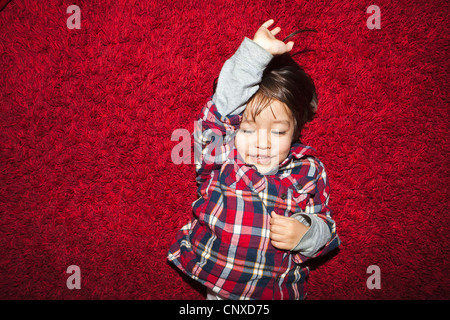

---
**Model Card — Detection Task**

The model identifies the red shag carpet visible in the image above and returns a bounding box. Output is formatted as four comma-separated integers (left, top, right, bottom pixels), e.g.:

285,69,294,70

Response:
0,0,449,299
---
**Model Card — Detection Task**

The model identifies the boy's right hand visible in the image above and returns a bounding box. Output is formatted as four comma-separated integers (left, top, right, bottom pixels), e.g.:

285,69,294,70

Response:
253,19,294,56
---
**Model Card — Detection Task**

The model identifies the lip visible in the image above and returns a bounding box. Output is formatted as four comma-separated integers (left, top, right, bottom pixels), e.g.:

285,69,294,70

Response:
248,154,274,165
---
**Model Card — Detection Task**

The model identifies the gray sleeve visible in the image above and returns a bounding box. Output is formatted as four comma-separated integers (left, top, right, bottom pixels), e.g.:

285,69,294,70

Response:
291,213,332,257
212,37,273,116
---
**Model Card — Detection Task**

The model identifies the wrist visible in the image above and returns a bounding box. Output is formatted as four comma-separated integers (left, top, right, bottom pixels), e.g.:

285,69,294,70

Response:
250,37,273,57
291,219,310,250
239,37,273,69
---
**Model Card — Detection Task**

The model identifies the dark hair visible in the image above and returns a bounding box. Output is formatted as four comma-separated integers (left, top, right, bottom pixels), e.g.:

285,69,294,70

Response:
247,53,318,141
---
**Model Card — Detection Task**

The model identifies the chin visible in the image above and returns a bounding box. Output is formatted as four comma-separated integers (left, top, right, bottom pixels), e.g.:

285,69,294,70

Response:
254,163,279,175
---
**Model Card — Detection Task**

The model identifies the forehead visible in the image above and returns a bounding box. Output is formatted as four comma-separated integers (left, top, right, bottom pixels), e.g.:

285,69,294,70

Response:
242,98,293,124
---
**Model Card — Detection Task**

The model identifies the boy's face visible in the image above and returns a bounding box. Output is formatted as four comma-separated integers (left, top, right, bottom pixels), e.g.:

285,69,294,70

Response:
235,99,295,174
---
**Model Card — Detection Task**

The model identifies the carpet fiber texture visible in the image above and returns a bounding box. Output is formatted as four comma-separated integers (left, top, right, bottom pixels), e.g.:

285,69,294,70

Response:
0,0,449,299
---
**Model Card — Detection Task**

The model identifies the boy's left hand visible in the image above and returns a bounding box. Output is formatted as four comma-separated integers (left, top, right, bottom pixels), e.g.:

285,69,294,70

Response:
269,211,309,250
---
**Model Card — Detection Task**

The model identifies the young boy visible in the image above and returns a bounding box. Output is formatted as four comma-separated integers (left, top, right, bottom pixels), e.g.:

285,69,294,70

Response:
168,19,340,300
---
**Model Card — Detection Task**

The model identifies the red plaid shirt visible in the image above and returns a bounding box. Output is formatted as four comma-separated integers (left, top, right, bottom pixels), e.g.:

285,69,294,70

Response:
168,98,340,300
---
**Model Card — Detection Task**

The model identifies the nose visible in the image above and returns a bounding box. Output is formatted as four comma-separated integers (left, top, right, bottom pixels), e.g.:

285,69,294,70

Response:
256,129,271,150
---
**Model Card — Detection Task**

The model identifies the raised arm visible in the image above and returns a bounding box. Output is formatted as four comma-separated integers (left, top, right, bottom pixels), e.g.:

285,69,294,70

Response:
212,19,295,116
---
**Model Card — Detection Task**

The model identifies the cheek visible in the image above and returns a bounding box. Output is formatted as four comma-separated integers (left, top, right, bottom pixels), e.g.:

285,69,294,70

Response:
274,137,292,160
235,132,249,156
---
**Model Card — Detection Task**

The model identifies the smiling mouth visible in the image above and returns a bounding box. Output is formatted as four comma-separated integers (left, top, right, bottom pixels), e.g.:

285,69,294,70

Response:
248,155,273,164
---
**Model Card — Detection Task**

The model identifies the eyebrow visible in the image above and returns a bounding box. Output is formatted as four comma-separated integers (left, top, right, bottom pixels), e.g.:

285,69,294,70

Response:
241,118,291,125
272,120,291,126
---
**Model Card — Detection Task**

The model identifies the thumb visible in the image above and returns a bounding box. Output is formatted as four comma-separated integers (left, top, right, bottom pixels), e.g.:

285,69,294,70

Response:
286,41,294,52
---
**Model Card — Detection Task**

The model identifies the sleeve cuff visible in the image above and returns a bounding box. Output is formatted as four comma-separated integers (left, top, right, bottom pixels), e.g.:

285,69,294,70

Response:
237,37,273,72
291,214,332,257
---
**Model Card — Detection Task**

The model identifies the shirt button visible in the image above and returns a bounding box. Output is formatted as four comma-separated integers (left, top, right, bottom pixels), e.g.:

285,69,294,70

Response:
281,193,287,200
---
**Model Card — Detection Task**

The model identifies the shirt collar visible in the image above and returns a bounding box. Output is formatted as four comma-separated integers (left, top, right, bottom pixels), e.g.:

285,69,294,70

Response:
229,142,315,192
230,148,266,192
278,143,316,168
